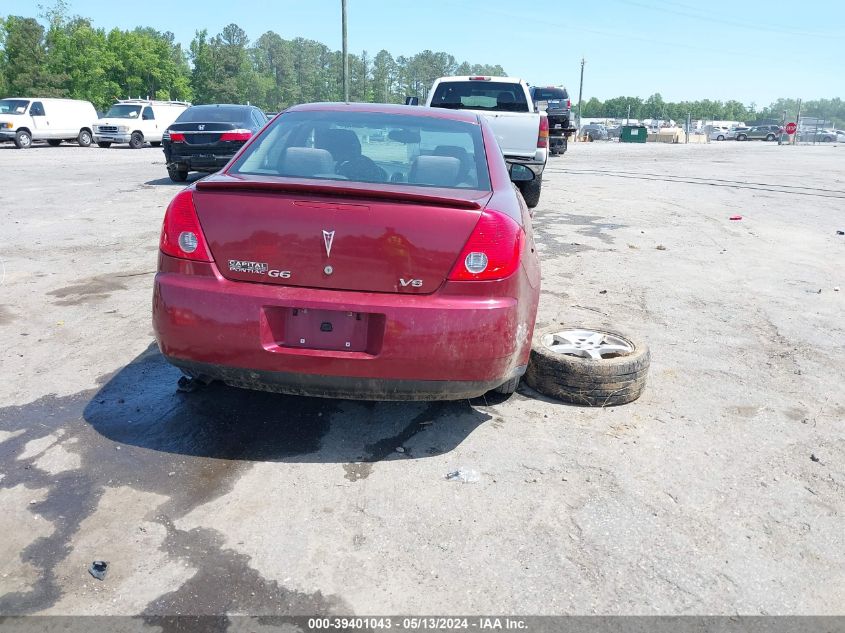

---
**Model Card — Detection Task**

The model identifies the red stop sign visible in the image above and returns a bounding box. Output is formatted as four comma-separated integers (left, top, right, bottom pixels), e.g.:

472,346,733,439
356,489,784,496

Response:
785,122,797,134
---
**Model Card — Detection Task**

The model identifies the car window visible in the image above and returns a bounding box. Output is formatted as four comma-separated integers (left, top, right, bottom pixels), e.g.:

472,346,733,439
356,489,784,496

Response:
105,104,142,119
30,102,46,117
430,81,529,113
0,99,30,114
176,105,250,123
532,88,568,101
142,107,155,120
230,109,492,191
251,110,266,129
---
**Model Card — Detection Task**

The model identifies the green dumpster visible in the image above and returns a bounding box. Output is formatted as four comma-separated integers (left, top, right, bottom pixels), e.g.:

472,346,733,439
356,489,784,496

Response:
620,125,647,143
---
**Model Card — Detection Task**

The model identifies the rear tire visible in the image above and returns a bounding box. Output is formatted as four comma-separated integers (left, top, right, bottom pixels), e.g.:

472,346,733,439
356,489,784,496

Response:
97,141,112,148
737,134,747,141
519,176,542,209
717,135,725,141
766,134,775,141
78,129,93,147
47,139,62,147
13,130,32,149
491,375,520,395
129,132,144,149
168,167,188,182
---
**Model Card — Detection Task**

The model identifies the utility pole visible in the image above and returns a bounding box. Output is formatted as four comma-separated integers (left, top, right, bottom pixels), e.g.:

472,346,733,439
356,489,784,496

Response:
576,57,585,130
342,0,349,102
793,98,802,145
626,104,631,125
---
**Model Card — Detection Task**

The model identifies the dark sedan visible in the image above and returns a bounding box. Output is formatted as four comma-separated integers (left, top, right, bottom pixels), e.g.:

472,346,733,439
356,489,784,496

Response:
163,104,268,182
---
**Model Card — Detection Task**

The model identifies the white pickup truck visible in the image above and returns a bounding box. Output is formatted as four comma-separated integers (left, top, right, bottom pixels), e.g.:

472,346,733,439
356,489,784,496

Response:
425,76,548,207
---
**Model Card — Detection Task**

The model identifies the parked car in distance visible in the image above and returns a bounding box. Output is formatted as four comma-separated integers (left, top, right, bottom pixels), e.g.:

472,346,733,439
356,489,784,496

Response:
425,76,548,207
725,126,750,140
709,125,730,141
738,124,783,141
162,104,268,182
0,97,96,149
580,123,608,141
529,86,571,130
93,99,190,149
152,102,541,401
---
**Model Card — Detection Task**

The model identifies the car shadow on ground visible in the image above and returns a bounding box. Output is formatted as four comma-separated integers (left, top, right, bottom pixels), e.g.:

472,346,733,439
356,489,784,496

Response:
145,173,208,186
81,343,493,464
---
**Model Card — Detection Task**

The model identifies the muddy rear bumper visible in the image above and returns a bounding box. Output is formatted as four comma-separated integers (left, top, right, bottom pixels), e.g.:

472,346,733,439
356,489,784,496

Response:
167,357,526,401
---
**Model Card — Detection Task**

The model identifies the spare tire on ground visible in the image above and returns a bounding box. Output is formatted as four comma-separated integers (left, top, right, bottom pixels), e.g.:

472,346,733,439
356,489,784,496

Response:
525,325,650,406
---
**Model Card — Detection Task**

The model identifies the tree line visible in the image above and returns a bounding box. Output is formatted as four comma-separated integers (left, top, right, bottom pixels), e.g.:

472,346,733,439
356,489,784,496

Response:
1,5,841,127
0,6,503,112
581,94,843,126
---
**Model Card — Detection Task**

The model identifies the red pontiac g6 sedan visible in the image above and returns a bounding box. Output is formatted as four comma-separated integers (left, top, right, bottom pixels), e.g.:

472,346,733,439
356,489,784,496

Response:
152,103,541,400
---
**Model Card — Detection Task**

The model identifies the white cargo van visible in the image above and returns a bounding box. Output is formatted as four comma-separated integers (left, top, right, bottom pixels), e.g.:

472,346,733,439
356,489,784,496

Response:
93,99,190,149
0,98,97,149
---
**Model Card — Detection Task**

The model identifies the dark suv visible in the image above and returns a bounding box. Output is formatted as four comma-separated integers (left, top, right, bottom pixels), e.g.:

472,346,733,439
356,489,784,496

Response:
736,124,783,141
162,104,268,182
529,86,571,130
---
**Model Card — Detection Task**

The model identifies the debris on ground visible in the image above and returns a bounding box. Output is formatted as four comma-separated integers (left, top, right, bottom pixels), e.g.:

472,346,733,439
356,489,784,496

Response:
730,215,743,221
810,454,821,463
837,230,844,235
835,287,840,292
445,468,480,483
88,560,108,581
599,289,607,294
656,245,667,251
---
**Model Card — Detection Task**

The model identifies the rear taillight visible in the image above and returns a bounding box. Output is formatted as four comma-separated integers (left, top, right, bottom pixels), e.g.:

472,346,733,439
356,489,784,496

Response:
537,116,549,148
219,129,252,142
566,99,571,109
169,132,186,143
160,190,213,262
447,211,523,281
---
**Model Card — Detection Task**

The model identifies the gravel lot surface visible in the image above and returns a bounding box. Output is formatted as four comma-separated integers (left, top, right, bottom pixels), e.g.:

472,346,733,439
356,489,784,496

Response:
1,140,843,616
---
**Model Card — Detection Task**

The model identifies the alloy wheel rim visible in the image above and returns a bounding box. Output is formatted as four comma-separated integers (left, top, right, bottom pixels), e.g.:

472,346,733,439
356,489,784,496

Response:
541,329,634,360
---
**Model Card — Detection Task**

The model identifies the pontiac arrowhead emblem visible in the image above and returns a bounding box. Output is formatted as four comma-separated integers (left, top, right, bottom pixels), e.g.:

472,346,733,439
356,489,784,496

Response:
322,230,335,258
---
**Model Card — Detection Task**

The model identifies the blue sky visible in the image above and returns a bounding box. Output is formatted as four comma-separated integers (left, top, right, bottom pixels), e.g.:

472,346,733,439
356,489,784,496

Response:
19,0,845,105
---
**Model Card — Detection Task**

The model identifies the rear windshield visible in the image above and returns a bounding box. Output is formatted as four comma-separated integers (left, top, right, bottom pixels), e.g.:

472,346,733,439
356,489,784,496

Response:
0,99,29,114
176,105,252,124
430,81,529,113
532,87,569,101
229,110,491,191
105,104,142,119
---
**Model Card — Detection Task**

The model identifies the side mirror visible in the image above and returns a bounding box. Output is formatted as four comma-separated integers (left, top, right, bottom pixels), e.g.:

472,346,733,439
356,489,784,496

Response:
509,163,534,182
404,96,419,106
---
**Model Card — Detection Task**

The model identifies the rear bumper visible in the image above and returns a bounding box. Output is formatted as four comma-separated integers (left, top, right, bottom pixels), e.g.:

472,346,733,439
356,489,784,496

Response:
168,357,525,401
153,254,535,400
168,154,233,172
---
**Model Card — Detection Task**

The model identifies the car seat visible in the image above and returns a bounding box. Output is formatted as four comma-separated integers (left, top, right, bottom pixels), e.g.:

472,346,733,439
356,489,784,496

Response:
408,155,461,187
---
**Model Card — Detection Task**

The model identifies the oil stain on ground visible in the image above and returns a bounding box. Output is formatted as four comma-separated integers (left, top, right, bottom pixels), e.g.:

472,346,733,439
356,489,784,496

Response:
47,275,127,306
0,343,489,614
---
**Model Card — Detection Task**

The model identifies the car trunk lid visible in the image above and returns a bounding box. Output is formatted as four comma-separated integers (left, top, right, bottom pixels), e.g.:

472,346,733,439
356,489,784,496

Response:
193,174,492,294
168,121,244,145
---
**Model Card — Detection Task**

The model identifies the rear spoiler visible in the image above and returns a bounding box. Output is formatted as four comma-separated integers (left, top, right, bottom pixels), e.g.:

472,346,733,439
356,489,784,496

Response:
195,178,485,210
